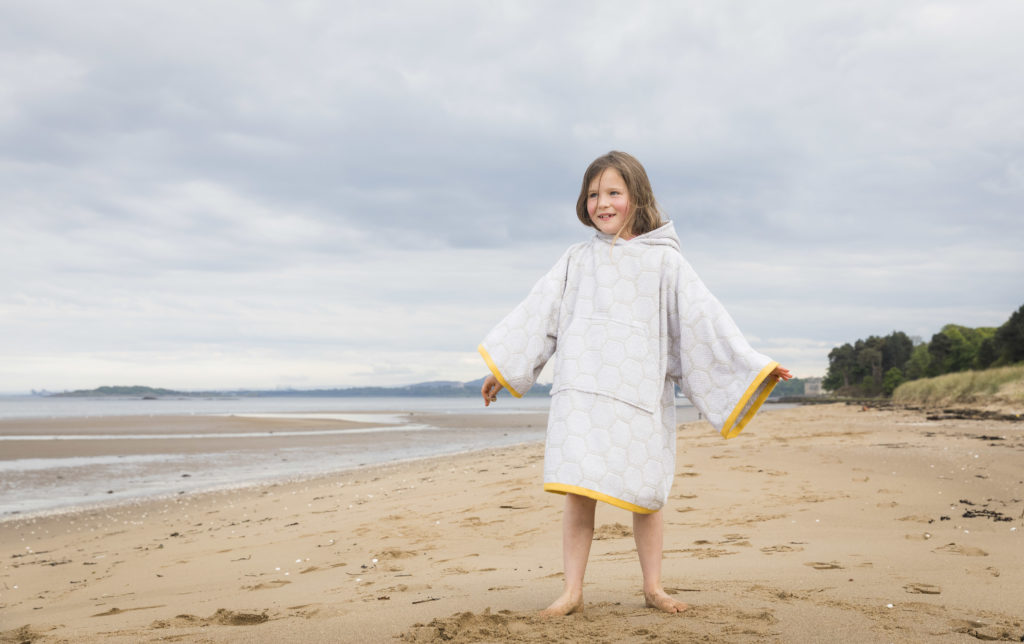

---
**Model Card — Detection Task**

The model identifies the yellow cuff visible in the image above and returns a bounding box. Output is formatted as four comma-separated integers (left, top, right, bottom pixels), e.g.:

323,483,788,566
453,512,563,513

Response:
720,361,779,439
477,344,523,398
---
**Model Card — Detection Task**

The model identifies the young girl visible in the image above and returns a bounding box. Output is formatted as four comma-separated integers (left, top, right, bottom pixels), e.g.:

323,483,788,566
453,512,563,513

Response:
478,151,791,616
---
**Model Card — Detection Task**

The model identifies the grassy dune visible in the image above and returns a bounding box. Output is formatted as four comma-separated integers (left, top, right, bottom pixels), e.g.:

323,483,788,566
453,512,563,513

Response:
892,363,1024,410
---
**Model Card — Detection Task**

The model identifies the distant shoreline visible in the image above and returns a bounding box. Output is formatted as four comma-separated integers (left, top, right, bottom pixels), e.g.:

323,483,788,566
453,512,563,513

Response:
44,382,553,399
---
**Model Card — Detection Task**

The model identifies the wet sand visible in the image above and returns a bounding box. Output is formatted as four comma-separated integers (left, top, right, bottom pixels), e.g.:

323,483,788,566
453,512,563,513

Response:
0,411,550,459
1,404,1022,643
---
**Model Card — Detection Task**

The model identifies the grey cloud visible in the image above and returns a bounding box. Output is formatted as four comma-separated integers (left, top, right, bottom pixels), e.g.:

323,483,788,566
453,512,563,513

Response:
2,1,1023,389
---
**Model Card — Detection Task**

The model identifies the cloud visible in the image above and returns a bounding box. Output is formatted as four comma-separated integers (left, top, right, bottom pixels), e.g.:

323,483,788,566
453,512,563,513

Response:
1,1,1022,390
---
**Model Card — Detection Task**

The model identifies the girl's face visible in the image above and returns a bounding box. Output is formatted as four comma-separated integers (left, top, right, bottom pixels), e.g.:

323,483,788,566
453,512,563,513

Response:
586,167,632,239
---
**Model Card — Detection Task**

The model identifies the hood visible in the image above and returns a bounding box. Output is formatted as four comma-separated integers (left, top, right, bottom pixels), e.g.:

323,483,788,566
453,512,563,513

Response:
595,220,681,253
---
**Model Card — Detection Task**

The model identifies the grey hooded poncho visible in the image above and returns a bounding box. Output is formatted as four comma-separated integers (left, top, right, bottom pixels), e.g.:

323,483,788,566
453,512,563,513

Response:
479,221,778,513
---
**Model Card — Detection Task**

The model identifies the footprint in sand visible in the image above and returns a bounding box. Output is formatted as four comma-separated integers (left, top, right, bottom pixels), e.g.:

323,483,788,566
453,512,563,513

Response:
244,580,292,590
287,605,321,618
760,544,804,555
903,583,941,594
90,605,165,617
904,533,933,541
460,516,501,528
731,465,788,476
378,584,409,594
897,515,933,523
593,523,633,539
804,561,844,570
151,608,268,628
952,618,1022,641
665,547,735,559
933,543,988,557
0,626,46,642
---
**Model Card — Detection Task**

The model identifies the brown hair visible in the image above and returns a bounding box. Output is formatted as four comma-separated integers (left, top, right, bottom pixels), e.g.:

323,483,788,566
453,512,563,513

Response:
575,151,663,239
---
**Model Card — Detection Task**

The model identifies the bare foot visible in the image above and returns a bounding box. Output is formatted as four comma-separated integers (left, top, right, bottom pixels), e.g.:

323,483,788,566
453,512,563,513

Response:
644,588,689,613
539,589,583,617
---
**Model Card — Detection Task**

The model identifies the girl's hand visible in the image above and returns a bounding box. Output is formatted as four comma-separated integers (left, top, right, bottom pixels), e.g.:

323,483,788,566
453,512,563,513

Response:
771,366,793,382
481,375,504,406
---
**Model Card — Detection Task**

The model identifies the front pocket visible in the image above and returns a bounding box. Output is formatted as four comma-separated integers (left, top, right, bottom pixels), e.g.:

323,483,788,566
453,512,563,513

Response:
552,316,658,413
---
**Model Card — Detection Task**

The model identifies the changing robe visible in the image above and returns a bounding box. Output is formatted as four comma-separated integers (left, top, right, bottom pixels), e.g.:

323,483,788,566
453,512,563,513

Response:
478,221,778,513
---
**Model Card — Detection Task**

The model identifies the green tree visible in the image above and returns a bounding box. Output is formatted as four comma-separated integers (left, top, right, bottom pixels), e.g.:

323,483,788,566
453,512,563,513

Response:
860,374,880,396
858,345,883,388
904,343,932,380
976,337,998,369
928,332,953,376
882,367,904,395
993,304,1024,365
769,377,805,397
944,325,973,372
881,331,913,373
824,343,858,391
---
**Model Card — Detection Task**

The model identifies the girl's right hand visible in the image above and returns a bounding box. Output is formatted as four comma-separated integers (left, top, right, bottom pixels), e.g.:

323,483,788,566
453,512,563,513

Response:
481,375,503,406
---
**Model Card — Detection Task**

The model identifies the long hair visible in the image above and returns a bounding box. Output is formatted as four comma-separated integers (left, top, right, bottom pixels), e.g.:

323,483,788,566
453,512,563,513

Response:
575,151,663,239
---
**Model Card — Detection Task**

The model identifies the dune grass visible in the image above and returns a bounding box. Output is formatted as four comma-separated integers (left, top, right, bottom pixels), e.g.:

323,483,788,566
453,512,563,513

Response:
892,363,1024,409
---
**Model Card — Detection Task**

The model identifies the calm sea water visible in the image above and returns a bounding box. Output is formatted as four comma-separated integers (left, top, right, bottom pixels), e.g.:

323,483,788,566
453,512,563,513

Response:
0,394,553,420
0,395,780,521
0,395,557,520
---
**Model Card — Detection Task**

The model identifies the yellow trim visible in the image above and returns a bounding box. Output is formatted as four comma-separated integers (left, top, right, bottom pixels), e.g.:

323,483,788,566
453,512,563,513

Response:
477,344,523,398
720,361,779,439
544,482,656,514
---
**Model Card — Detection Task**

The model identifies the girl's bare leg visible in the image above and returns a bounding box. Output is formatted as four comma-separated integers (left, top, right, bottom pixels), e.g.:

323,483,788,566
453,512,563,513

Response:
540,493,596,616
633,510,688,613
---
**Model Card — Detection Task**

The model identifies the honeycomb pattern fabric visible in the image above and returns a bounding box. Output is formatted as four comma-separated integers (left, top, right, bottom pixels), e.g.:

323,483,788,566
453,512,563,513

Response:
479,222,778,513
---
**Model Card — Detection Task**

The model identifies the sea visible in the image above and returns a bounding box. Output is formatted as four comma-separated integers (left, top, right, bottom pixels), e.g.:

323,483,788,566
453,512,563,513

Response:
0,395,788,521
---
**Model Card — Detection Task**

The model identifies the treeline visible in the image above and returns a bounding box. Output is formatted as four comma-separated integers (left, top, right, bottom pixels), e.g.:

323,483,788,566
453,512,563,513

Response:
769,376,809,398
823,303,1024,397
55,385,188,397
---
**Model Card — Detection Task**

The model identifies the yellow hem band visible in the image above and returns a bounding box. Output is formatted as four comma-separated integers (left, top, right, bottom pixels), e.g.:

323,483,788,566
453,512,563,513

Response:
477,344,523,398
720,361,779,439
544,483,656,514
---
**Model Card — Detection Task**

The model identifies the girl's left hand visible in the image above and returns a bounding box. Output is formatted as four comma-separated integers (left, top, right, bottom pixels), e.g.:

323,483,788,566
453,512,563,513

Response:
771,366,793,382
481,374,504,406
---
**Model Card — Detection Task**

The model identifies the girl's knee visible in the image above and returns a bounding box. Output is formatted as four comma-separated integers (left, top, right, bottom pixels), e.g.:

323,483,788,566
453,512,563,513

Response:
565,493,597,511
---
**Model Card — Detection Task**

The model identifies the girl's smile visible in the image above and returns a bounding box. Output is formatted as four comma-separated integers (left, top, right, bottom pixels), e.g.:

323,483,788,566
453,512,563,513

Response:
586,167,633,239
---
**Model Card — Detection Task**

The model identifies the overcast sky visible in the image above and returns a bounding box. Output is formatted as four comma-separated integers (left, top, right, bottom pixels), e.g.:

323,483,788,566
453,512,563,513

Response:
2,1,1022,393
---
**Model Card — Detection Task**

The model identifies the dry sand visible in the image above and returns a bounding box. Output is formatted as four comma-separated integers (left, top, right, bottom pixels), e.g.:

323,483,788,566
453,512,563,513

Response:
1,403,1022,643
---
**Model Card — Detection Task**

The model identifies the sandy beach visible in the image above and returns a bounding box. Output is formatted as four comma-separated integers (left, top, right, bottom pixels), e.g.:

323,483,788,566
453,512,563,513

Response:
2,403,1022,643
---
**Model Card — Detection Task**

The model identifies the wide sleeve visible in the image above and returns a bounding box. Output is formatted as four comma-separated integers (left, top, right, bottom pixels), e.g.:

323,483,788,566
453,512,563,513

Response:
478,247,574,398
666,256,779,439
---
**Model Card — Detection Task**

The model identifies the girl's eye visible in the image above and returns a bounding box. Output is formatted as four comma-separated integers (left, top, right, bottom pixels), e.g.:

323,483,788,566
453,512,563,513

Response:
588,192,597,199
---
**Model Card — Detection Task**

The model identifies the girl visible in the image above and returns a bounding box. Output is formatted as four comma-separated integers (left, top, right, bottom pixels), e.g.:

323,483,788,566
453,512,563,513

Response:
478,151,791,616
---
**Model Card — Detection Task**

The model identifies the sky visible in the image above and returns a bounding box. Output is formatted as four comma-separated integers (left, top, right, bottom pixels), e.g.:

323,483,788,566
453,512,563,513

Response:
2,1,1022,393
